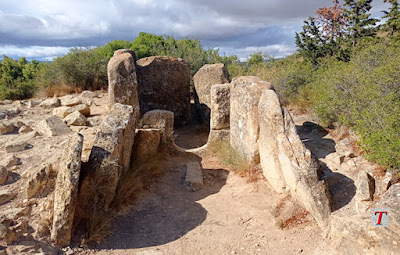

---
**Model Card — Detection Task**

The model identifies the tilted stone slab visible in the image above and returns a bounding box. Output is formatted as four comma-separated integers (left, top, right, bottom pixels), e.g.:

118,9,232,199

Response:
51,133,83,247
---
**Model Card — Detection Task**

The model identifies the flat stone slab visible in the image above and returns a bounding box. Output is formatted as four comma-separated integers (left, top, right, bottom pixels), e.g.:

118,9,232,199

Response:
185,162,204,191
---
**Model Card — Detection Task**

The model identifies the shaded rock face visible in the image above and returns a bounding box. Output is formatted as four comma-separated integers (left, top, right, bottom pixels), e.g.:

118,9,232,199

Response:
230,76,273,163
258,89,331,228
210,84,230,130
132,129,161,162
79,104,136,211
108,53,140,117
136,56,190,126
193,63,230,108
51,133,83,247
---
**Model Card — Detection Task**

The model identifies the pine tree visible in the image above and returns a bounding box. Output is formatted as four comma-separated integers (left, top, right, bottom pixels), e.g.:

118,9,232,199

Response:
344,0,379,46
383,0,400,36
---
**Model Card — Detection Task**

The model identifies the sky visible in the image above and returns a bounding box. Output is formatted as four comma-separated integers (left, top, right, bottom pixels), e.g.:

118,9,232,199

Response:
0,0,389,61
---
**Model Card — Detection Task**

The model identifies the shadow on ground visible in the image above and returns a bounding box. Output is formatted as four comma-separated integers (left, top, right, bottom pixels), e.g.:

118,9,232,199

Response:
297,122,336,159
94,153,229,250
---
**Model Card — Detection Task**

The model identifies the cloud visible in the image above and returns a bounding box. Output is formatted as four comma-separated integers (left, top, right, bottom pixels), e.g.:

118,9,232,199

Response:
0,45,71,61
0,0,392,60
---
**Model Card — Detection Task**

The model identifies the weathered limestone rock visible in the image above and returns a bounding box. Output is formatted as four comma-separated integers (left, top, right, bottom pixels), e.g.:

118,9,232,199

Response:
79,104,136,210
355,171,375,213
113,49,137,62
5,140,28,153
51,133,83,247
210,84,230,130
24,164,51,199
230,76,273,163
185,162,204,190
81,90,96,98
60,96,81,107
258,90,287,192
136,56,190,126
66,104,91,117
87,116,103,127
53,106,72,118
18,125,33,134
37,116,71,136
132,129,161,161
258,89,331,227
63,111,87,126
13,121,24,129
0,166,8,185
0,121,14,135
0,155,18,168
193,63,230,108
0,189,16,205
39,98,60,108
108,53,139,115
141,110,174,144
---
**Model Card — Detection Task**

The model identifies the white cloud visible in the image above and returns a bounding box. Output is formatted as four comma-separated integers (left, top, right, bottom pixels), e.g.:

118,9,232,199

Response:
0,45,71,60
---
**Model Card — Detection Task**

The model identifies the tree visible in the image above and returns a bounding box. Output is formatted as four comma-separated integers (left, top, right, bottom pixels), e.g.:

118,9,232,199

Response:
383,0,400,36
344,0,379,46
316,0,347,39
131,32,165,59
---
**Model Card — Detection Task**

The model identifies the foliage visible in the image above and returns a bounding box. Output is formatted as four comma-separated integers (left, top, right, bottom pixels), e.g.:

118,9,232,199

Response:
383,0,400,36
309,41,400,168
0,56,38,100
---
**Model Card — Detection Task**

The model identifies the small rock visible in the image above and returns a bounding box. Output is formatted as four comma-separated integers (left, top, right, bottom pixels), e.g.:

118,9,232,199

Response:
0,121,15,135
5,140,28,153
81,90,96,98
66,104,91,117
0,155,19,168
345,151,356,158
185,162,204,190
39,98,61,108
60,97,81,107
0,189,16,205
24,164,51,199
37,116,71,137
87,116,103,126
64,111,87,126
18,125,33,133
0,166,8,185
53,106,72,118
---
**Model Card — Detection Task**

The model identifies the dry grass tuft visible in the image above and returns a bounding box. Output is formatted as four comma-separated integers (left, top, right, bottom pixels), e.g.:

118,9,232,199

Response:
271,195,311,229
41,84,82,97
207,140,261,182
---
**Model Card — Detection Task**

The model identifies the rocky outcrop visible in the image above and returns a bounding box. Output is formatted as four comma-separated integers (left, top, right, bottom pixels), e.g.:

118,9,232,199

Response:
51,133,83,247
258,89,331,228
230,76,273,163
108,53,139,117
136,56,190,126
193,63,230,108
141,110,174,145
37,116,71,137
79,104,136,210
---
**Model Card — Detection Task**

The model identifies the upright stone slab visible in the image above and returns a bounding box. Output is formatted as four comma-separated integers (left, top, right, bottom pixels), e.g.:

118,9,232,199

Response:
113,49,137,62
51,133,83,247
136,56,190,126
79,104,136,211
230,76,273,163
132,129,161,161
193,63,230,108
210,84,230,130
258,90,286,193
141,110,174,145
108,52,139,119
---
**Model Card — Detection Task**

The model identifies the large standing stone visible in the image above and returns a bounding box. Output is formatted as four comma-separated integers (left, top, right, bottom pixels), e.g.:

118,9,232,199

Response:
258,89,331,228
193,63,230,108
230,76,273,163
79,104,136,210
136,56,190,126
141,110,174,144
37,116,71,137
51,133,83,247
113,49,137,62
132,129,161,162
210,84,230,130
108,53,139,116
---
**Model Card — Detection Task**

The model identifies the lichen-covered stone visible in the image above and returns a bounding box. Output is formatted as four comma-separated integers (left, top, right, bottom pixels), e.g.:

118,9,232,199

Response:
37,116,71,137
141,110,174,144
210,84,230,130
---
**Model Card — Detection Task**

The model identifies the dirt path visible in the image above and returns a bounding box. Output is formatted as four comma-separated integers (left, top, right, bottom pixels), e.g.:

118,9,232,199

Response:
77,112,375,255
